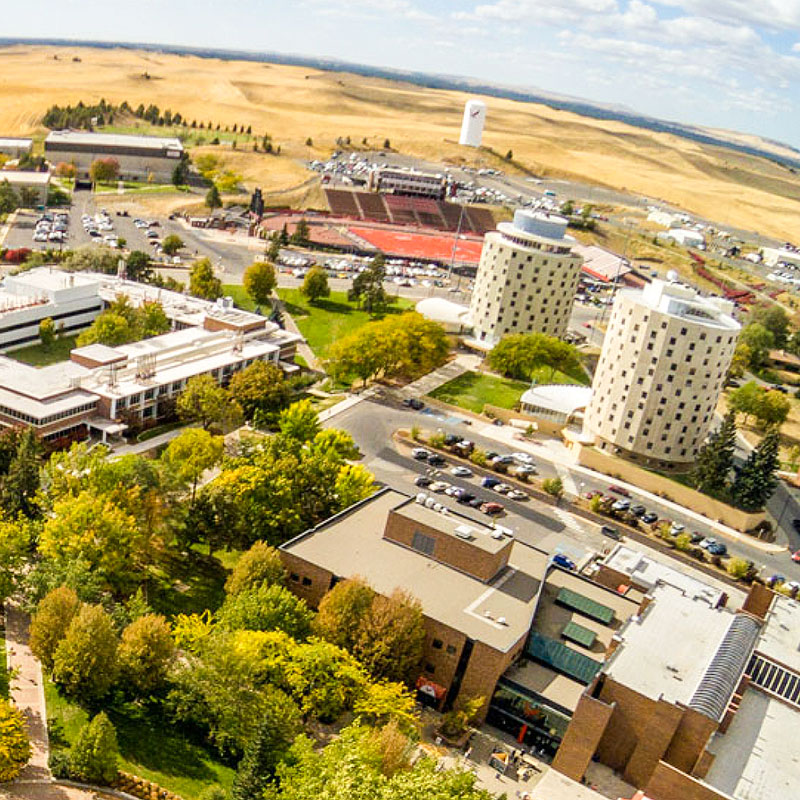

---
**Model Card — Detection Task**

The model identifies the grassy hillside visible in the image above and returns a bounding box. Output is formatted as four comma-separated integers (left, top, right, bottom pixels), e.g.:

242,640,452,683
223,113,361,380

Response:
1,44,799,239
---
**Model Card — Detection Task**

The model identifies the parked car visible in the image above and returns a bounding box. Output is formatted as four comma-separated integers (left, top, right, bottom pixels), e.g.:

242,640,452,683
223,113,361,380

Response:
468,497,483,508
491,454,514,465
493,483,513,495
443,434,462,446
641,512,658,524
630,505,646,517
429,481,449,493
511,464,537,477
428,454,446,467
403,397,425,410
511,452,535,465
453,440,474,456
601,525,621,540
480,501,504,515
445,486,463,497
507,489,528,501
414,476,433,487
612,499,631,512
792,550,800,563
552,553,576,571
670,522,685,534
481,476,501,489
584,490,602,500
690,532,705,544
457,492,476,504
450,466,473,478
608,484,630,497
412,448,430,461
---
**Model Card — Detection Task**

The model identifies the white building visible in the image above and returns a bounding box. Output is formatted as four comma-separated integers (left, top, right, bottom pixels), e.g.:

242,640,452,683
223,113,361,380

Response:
459,99,487,148
414,297,472,334
659,228,705,248
762,246,800,269
0,269,302,444
519,384,592,427
646,209,678,228
0,138,33,159
0,170,51,206
468,210,583,348
44,131,184,182
367,167,445,199
583,279,740,469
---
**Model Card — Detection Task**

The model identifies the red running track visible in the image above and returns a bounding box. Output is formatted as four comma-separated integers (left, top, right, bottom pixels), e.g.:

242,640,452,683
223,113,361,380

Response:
349,226,484,265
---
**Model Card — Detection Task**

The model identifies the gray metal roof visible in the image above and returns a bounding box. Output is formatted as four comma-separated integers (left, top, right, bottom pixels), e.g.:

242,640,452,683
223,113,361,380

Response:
689,613,761,720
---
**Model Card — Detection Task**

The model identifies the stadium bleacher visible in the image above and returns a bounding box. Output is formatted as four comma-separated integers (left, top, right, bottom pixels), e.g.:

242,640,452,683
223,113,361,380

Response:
323,188,494,234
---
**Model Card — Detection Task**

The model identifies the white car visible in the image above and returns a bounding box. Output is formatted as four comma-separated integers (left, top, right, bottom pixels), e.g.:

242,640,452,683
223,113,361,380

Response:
429,481,450,493
511,452,535,465
450,466,473,478
507,490,528,501
33,232,48,242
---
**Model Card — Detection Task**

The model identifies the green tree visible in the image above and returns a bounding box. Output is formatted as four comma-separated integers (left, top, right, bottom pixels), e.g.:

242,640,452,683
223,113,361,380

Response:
729,381,764,425
218,583,314,639
126,250,153,282
0,180,19,214
278,399,321,443
172,159,189,187
63,244,119,274
30,587,81,671
69,712,119,784
39,492,142,594
89,158,120,184
52,605,118,702
727,557,751,579
505,149,513,161
301,266,330,304
728,342,752,379
243,261,277,307
228,361,291,422
206,184,222,209
137,301,171,338
177,376,241,431
161,234,184,256
290,218,310,245
730,426,781,512
231,694,303,800
334,463,375,508
162,427,224,502
542,477,564,499
0,517,32,604
190,258,223,300
76,312,131,347
738,323,775,369
0,700,31,781
348,254,388,314
39,317,56,349
691,412,737,496
751,305,790,349
267,234,281,262
225,541,285,595
2,427,43,518
488,332,581,381
118,614,175,697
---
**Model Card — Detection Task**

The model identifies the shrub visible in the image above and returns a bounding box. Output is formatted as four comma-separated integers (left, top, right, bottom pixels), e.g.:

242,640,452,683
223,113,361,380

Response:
429,433,446,449
727,557,751,580
469,448,487,466
69,713,119,785
410,425,420,442
674,533,692,551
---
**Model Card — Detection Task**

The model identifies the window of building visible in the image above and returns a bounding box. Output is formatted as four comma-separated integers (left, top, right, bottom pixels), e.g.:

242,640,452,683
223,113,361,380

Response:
412,531,436,556
424,663,436,674
432,639,443,650
301,577,312,586
446,644,457,655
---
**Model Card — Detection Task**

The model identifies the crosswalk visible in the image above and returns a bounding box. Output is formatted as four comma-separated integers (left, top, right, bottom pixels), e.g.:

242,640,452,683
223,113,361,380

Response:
552,506,587,535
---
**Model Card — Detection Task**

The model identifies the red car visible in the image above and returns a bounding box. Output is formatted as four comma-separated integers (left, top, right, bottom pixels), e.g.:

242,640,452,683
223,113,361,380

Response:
608,484,630,497
480,502,504,516
792,550,800,563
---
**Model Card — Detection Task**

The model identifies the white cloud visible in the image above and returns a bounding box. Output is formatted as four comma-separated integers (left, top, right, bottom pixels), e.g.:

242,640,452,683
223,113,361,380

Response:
654,0,800,33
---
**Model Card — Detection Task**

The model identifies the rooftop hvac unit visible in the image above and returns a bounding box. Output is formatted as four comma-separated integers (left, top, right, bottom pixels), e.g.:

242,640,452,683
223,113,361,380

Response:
416,493,427,504
455,525,475,541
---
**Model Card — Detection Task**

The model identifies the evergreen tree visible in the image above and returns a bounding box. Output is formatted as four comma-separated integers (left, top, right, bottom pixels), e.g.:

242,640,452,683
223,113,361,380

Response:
69,713,119,785
691,412,737,496
231,690,302,800
730,426,780,512
278,224,289,246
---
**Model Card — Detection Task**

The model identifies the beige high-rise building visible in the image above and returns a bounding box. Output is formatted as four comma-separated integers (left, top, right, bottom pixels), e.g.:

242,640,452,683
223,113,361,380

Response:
584,280,740,469
469,210,583,347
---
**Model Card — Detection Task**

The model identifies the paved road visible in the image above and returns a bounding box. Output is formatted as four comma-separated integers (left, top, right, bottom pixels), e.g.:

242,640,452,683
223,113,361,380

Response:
327,398,799,581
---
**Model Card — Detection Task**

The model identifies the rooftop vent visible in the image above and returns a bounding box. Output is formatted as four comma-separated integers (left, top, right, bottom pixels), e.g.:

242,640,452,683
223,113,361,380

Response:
455,525,475,541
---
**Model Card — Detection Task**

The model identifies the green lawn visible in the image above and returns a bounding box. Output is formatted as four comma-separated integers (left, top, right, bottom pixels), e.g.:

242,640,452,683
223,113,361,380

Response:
429,371,530,414
529,363,590,386
275,289,414,357
94,182,190,195
100,123,254,147
45,680,235,799
222,284,256,312
9,335,78,367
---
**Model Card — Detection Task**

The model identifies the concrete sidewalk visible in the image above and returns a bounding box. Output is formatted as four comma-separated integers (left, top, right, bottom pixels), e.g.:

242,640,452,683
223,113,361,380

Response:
5,604,50,783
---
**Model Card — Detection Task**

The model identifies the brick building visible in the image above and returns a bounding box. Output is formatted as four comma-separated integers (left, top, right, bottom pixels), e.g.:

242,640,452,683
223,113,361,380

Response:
553,582,800,800
280,486,638,755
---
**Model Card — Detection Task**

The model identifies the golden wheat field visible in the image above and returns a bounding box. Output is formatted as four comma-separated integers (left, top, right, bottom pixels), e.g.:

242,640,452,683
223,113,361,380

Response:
1,44,799,240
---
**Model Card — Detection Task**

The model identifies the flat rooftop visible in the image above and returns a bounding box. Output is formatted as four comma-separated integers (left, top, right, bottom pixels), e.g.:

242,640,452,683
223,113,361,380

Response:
603,583,735,707
283,488,550,652
45,130,183,151
503,659,586,712
0,171,50,185
0,138,32,148
6,268,99,294
705,689,800,800
599,544,728,606
755,592,800,671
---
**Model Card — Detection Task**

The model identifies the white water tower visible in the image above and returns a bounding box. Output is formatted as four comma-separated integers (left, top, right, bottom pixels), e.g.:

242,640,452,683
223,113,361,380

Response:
459,99,487,147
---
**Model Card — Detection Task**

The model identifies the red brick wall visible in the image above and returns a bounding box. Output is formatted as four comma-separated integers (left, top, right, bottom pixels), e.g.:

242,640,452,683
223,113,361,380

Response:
279,551,335,608
646,761,727,800
457,639,524,721
552,693,615,781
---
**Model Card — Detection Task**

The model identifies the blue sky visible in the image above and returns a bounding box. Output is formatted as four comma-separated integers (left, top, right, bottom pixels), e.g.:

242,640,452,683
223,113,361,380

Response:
4,0,800,147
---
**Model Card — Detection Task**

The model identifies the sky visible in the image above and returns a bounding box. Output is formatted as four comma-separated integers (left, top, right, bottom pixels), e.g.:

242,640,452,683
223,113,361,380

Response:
4,0,800,147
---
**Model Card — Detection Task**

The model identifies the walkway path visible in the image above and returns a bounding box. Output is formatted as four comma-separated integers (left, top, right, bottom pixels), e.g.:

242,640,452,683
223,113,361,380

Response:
5,604,50,783
400,353,482,399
